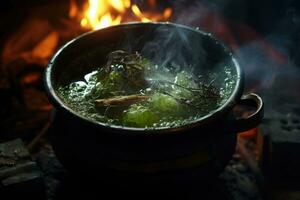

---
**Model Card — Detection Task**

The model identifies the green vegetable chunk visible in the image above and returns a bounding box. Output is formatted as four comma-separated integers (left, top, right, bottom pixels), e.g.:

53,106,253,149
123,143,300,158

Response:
169,71,198,99
123,105,159,127
174,70,197,88
104,71,123,89
150,93,182,115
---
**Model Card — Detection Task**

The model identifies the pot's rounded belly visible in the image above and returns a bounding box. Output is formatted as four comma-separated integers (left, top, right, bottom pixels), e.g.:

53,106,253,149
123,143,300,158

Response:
50,110,236,181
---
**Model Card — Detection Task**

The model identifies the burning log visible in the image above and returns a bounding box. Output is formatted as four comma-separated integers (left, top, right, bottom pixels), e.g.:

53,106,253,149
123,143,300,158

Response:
1,18,54,66
20,31,59,66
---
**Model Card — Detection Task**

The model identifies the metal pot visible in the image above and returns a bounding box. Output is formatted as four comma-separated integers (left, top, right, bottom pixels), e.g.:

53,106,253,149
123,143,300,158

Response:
45,22,263,182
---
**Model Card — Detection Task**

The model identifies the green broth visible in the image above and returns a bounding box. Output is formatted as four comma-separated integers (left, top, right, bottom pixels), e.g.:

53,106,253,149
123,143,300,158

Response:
57,51,236,129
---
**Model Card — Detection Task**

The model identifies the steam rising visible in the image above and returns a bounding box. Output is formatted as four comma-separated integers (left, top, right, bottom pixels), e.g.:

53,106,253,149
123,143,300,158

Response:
118,23,212,85
122,0,300,116
159,0,300,115
140,25,207,72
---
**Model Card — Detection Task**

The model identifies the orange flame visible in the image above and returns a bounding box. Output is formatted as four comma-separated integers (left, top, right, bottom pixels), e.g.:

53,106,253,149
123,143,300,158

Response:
70,0,172,30
131,4,151,22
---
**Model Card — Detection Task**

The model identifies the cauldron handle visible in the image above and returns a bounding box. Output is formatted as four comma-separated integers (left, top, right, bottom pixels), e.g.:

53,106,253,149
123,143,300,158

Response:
232,93,264,132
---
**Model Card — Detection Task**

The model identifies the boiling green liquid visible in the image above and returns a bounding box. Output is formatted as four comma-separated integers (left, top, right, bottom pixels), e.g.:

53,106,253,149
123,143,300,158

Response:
57,61,236,129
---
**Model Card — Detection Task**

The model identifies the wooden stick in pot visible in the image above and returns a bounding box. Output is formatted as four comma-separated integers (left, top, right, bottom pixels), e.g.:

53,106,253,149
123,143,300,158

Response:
95,94,150,107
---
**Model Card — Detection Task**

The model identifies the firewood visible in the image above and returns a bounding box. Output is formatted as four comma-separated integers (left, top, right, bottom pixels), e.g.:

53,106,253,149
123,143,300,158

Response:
0,139,45,199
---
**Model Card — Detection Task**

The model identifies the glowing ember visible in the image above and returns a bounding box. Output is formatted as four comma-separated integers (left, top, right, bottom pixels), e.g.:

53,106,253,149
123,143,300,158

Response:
70,0,172,30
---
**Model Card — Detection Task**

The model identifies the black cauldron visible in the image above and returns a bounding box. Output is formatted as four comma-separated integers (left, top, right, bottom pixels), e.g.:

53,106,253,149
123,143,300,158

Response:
45,22,263,184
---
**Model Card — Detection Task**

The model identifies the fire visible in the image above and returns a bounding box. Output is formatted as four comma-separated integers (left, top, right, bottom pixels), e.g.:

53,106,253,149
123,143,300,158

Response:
131,4,151,22
70,0,172,30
